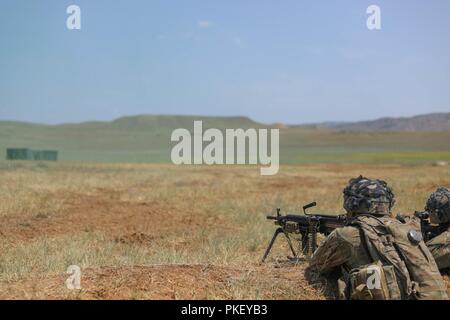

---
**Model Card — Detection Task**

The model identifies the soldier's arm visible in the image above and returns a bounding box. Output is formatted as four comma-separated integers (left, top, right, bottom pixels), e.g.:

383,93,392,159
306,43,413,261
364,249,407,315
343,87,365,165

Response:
426,227,450,270
308,229,354,275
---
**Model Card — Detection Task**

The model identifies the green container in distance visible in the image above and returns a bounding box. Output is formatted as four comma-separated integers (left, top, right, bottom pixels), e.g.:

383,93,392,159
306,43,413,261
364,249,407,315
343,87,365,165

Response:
6,148,58,161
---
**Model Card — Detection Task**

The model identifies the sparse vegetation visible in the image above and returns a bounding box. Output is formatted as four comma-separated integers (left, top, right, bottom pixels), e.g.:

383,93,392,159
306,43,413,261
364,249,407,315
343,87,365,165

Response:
0,160,449,299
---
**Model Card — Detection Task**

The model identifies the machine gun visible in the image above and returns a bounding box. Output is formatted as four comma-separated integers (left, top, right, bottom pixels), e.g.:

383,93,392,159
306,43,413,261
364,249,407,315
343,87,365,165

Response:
414,211,450,242
261,202,348,263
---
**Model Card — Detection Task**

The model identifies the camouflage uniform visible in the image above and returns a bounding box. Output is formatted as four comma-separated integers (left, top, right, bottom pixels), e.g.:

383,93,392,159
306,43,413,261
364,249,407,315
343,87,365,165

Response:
308,176,448,300
425,187,450,270
427,231,450,270
308,223,372,275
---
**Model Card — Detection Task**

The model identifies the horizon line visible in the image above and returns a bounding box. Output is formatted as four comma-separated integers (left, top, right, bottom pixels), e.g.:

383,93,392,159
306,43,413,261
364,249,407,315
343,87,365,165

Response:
0,111,449,127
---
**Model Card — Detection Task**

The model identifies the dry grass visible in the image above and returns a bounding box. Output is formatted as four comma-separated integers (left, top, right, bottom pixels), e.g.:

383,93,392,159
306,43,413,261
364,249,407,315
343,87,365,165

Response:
0,160,449,299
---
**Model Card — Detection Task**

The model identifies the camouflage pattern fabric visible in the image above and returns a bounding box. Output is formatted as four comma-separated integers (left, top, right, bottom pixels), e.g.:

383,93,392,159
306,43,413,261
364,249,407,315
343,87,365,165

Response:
308,215,448,300
427,226,450,270
308,225,372,275
352,215,447,300
425,187,450,224
424,187,450,270
343,175,395,217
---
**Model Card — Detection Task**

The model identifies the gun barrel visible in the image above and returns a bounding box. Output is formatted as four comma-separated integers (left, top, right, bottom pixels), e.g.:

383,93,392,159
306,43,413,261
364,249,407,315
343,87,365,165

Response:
262,203,347,262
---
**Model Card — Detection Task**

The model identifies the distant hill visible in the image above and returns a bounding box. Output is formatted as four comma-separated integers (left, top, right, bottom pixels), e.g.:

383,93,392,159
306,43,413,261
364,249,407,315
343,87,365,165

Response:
316,113,450,131
1,113,450,164
0,115,267,163
39,114,263,131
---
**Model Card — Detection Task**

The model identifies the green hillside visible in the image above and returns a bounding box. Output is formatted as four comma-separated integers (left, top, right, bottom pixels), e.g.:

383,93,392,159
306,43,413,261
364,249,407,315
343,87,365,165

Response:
0,115,264,163
1,115,450,164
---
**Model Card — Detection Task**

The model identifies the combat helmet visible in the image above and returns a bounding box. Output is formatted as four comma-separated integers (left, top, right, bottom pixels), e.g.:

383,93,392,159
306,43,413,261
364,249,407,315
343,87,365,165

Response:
343,175,395,217
425,187,450,224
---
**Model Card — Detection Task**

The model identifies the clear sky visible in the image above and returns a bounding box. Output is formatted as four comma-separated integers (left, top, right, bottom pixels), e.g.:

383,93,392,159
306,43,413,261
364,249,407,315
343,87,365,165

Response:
1,0,450,124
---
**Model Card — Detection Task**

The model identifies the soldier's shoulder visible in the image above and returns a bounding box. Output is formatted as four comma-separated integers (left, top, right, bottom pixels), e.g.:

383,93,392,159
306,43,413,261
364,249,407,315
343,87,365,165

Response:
334,225,361,244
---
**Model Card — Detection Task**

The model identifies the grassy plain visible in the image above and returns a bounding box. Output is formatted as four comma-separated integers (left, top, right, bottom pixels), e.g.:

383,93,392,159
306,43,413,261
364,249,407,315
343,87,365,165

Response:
2,115,450,164
0,160,449,299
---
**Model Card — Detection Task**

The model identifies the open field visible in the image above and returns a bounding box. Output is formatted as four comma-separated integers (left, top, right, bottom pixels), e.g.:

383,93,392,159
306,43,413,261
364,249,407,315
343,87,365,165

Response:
0,160,449,299
2,115,450,164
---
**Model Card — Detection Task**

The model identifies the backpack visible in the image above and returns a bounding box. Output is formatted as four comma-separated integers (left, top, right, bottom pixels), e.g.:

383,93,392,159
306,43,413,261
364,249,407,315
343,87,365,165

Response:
345,215,447,300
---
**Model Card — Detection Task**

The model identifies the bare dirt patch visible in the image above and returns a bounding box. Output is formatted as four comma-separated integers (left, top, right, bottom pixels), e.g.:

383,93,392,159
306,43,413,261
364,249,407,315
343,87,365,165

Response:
0,190,215,244
0,264,325,300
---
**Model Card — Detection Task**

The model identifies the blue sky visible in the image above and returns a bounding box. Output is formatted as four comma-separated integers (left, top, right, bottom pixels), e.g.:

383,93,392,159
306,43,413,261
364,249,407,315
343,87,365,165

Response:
1,0,450,124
